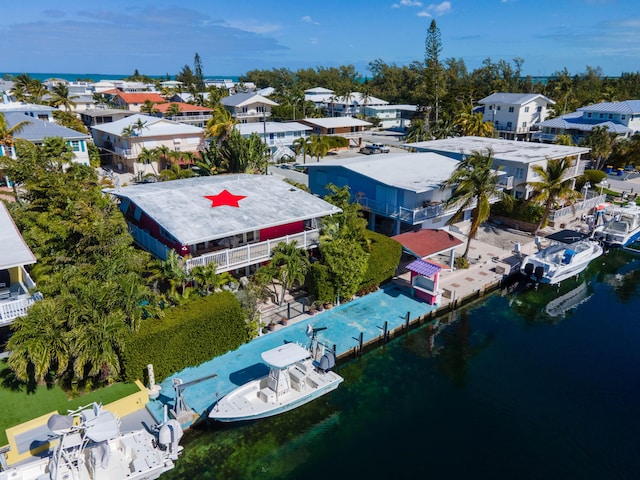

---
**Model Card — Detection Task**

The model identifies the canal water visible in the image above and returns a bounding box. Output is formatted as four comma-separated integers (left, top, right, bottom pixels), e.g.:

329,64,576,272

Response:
162,248,640,479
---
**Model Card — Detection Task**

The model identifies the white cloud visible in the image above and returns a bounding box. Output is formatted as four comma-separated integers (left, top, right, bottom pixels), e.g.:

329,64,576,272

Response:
224,19,281,34
418,1,452,17
392,0,423,7
301,16,312,22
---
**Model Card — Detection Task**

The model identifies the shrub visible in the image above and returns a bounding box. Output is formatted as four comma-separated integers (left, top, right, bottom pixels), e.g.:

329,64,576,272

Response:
121,291,247,383
358,230,402,293
308,262,335,304
454,256,469,269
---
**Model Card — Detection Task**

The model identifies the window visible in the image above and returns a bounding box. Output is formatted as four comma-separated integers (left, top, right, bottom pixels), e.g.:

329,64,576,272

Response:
515,167,525,179
508,107,514,113
537,106,542,112
507,121,512,129
257,105,265,113
587,113,592,118
521,121,527,128
69,140,81,152
622,115,626,120
599,113,604,119
497,106,501,111
609,114,613,119
524,106,530,113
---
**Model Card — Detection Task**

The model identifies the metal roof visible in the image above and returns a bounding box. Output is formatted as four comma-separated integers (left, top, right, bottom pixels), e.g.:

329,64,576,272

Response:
578,100,640,114
90,114,203,137
236,121,312,136
221,93,278,108
299,117,372,128
106,174,342,245
537,112,632,134
305,152,470,193
0,202,37,270
405,136,590,164
405,258,442,277
3,112,89,141
479,92,555,105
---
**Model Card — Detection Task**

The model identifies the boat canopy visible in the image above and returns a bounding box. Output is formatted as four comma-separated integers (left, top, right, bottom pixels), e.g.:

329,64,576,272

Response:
546,229,589,245
261,343,310,368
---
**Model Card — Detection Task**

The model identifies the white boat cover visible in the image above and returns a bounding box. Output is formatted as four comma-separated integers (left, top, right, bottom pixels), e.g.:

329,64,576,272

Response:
261,343,310,368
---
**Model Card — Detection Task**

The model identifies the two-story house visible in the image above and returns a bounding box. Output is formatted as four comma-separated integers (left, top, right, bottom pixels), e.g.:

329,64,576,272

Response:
361,104,416,130
236,121,312,161
103,90,166,112
534,100,640,145
221,93,278,124
305,151,505,236
0,112,91,167
406,136,590,200
297,117,371,147
0,101,56,122
0,202,41,329
479,93,555,140
154,102,213,127
105,174,341,275
90,114,204,176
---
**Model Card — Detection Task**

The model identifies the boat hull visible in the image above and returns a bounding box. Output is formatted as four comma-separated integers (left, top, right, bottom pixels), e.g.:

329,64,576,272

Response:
520,240,603,285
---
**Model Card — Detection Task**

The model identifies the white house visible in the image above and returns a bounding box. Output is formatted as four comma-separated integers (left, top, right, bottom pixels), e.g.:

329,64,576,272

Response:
236,121,312,161
406,136,590,200
534,100,640,144
361,104,417,130
221,92,278,124
90,114,204,176
479,93,555,140
0,101,56,122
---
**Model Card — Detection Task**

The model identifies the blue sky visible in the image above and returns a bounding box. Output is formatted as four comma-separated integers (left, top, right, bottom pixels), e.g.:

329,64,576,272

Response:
1,0,638,78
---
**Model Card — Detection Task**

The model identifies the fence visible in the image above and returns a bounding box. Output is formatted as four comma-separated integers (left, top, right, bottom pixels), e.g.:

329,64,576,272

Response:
260,297,309,326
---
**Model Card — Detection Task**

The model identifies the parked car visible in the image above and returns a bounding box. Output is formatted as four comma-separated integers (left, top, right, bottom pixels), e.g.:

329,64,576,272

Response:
360,145,382,155
371,143,390,153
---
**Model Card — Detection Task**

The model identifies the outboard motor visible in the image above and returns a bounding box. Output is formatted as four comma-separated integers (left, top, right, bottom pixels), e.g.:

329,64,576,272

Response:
158,419,184,460
534,266,545,281
317,351,336,372
523,263,534,277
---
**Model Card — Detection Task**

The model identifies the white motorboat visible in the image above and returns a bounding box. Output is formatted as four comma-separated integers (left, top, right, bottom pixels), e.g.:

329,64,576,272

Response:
520,229,603,285
592,204,640,248
209,327,344,423
0,403,183,480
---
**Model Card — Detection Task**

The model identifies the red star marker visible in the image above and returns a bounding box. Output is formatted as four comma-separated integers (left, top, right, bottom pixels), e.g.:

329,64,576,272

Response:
204,189,247,208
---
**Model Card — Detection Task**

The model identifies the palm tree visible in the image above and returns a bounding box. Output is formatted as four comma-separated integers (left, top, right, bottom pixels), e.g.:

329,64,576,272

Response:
525,157,582,234
581,125,614,170
266,241,311,305
293,136,312,164
309,134,330,162
140,99,159,115
441,148,508,259
404,118,429,143
455,110,494,137
49,84,77,111
0,112,31,152
205,104,237,144
133,118,148,134
166,103,182,119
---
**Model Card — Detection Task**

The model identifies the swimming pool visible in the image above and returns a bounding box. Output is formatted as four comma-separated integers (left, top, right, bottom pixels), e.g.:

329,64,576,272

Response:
147,285,435,422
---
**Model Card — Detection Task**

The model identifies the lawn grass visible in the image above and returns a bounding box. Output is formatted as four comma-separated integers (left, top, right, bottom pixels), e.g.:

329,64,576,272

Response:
0,360,139,445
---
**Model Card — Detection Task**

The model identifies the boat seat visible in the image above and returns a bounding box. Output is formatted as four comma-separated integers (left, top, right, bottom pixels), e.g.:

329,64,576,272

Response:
289,369,306,391
258,388,276,403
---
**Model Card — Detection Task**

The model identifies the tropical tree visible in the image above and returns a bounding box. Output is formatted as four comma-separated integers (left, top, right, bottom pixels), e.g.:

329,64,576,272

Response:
455,110,494,137
581,125,615,170
293,136,312,163
0,112,32,150
263,241,311,305
49,84,77,111
425,19,445,126
140,99,159,115
441,148,509,259
525,157,582,233
205,104,237,144
166,103,182,118
404,118,429,143
309,134,331,162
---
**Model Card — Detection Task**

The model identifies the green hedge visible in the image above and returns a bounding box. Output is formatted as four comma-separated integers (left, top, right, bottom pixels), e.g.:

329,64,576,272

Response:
308,262,336,304
358,230,402,292
121,291,247,383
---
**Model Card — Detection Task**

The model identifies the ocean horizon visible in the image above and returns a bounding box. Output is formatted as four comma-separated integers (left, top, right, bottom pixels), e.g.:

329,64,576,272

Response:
1,72,240,83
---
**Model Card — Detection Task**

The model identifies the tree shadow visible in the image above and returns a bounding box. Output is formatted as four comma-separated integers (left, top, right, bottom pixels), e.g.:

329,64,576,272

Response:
0,365,37,394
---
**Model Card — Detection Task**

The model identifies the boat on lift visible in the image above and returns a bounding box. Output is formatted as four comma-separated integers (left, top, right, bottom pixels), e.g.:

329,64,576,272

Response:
0,402,183,480
592,204,640,248
520,229,603,285
208,326,343,423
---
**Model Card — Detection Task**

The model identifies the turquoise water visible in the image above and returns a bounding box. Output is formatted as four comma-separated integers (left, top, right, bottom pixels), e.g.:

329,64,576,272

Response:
160,248,640,479
148,287,435,423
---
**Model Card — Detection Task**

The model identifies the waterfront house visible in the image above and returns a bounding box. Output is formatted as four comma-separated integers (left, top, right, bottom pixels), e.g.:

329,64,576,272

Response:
361,104,416,131
479,93,555,140
80,108,135,129
236,121,312,161
105,174,341,275
0,112,91,167
221,92,278,124
405,136,590,200
0,202,41,328
305,151,505,235
533,100,640,144
0,101,56,122
90,114,204,176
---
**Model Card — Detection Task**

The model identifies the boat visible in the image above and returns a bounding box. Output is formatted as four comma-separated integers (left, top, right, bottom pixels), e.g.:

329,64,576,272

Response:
592,204,640,248
0,402,183,480
520,229,603,285
544,281,593,318
208,326,344,423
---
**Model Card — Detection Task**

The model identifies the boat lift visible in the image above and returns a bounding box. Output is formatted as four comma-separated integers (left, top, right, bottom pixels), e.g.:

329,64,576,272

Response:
170,372,218,427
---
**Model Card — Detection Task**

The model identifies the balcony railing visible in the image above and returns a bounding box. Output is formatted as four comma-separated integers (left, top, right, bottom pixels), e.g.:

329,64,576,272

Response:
548,193,606,223
185,229,320,273
0,267,42,326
